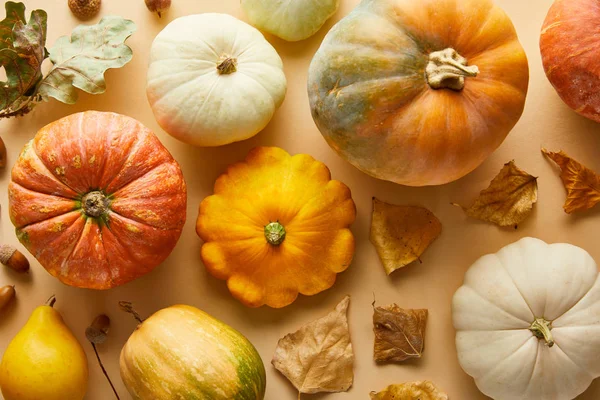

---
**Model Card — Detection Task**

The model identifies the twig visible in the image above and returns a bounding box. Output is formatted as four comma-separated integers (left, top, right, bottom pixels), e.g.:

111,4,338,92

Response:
91,343,120,400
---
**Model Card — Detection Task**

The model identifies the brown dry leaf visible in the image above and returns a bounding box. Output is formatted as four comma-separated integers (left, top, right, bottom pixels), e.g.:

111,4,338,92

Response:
373,303,428,363
272,296,353,395
542,148,600,213
370,381,449,400
452,161,537,227
370,198,441,275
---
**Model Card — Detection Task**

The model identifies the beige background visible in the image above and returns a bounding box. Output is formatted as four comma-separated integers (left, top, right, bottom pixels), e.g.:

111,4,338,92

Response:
1,0,600,399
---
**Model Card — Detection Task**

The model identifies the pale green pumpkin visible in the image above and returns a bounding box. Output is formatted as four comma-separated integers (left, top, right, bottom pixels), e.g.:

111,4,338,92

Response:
120,305,266,400
241,0,339,41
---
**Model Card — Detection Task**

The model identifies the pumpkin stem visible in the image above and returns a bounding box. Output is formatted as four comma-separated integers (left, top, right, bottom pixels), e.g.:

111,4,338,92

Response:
529,317,554,347
217,56,237,75
82,191,109,218
264,221,286,246
119,301,145,324
426,48,479,91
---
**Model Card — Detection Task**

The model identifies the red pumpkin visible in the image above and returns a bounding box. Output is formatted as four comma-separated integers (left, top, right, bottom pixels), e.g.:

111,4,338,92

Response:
540,0,600,122
8,111,187,289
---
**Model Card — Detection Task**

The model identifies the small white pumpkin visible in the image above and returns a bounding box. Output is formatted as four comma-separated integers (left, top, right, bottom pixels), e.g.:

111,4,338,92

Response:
146,13,287,147
241,0,339,42
453,237,600,400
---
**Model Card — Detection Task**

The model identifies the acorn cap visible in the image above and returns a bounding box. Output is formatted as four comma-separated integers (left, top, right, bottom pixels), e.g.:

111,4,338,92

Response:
68,0,101,20
86,314,110,344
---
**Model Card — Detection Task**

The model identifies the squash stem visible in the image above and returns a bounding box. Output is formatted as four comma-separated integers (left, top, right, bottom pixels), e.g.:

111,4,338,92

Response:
265,221,286,246
217,56,237,75
426,48,479,91
529,317,554,347
82,191,109,218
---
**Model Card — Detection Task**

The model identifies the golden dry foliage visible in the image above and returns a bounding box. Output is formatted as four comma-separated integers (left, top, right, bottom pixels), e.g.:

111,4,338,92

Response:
373,303,428,363
542,149,600,213
370,198,442,275
272,296,353,395
453,161,537,227
370,381,449,400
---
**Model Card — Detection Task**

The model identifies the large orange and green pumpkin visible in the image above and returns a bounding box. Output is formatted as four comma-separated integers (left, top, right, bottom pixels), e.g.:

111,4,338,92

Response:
120,305,266,400
540,0,600,123
308,0,529,186
8,111,187,289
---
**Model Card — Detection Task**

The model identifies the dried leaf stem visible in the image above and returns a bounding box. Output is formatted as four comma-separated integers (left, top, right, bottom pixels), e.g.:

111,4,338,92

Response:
119,301,144,323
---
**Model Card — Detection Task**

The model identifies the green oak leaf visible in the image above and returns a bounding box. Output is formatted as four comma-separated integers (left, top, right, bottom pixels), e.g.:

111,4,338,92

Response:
0,2,25,50
38,16,136,104
0,2,47,114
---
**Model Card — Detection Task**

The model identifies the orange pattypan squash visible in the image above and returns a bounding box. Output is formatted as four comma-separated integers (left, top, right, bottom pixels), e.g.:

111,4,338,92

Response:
196,147,356,308
308,0,529,186
8,111,187,289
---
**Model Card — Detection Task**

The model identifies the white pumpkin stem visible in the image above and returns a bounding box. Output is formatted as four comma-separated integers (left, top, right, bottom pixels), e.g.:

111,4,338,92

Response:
529,317,554,347
217,56,237,75
426,48,479,91
264,221,286,246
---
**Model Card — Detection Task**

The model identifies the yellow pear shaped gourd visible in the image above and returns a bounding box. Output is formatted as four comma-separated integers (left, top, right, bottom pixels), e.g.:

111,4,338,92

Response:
0,297,88,400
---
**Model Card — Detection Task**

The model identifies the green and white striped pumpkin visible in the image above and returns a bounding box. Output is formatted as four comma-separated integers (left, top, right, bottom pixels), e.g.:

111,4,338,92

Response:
120,305,266,399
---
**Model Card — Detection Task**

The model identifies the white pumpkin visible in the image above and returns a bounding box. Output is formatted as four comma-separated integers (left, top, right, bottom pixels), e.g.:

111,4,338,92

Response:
146,13,287,147
453,237,600,400
241,0,339,42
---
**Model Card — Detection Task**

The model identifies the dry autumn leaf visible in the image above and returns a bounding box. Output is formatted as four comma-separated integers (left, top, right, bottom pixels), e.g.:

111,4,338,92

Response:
453,161,537,227
373,303,428,363
370,198,441,275
370,381,449,400
542,149,600,213
272,296,353,395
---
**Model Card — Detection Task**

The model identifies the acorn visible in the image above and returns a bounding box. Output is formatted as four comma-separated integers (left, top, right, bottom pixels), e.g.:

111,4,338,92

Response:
0,137,6,169
0,245,30,273
0,285,15,312
145,0,171,18
68,0,101,20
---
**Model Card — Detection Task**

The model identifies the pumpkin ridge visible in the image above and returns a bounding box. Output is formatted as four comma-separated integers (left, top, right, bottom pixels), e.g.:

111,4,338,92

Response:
152,71,211,105
236,70,277,107
107,209,183,233
552,341,594,380
61,218,117,288
109,161,176,199
524,340,540,392
463,286,531,326
458,2,499,56
478,334,535,382
46,213,87,276
191,77,221,129
97,225,118,287
552,283,598,326
102,132,160,194
15,208,83,232
24,140,80,199
8,182,78,227
326,74,425,100
495,255,537,318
